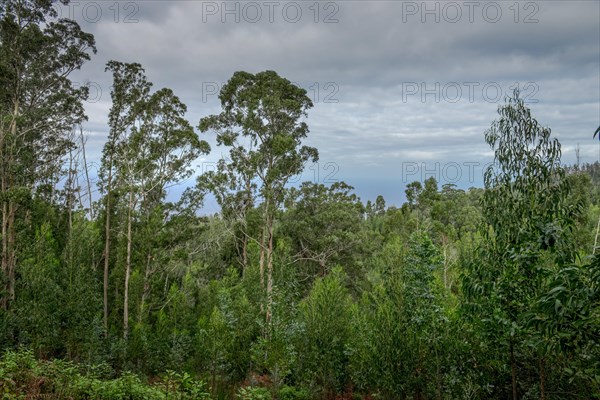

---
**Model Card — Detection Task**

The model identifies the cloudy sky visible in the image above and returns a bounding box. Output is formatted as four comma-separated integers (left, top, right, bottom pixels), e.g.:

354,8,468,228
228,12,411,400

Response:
63,0,600,211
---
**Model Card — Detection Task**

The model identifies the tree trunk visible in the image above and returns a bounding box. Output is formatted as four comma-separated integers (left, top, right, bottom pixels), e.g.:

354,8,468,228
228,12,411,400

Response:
413,366,423,400
510,341,518,400
139,253,152,324
103,157,113,334
123,190,134,339
1,99,19,309
79,128,97,272
241,233,248,276
241,176,251,274
259,225,265,290
80,127,94,220
67,143,75,271
1,122,6,310
265,215,274,326
443,241,448,290
7,202,16,304
1,201,7,310
435,327,442,400
594,213,600,255
539,357,546,400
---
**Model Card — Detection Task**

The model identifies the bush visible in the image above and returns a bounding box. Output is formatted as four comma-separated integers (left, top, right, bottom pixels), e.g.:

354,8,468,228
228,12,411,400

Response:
0,349,210,400
237,385,272,400
71,371,164,400
278,385,311,400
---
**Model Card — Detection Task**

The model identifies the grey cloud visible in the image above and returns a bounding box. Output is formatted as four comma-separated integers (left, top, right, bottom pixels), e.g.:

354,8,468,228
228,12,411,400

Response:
62,0,598,208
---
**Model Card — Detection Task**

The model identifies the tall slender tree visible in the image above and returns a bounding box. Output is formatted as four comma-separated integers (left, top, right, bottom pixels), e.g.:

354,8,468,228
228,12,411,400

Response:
462,91,580,399
0,0,95,308
129,87,209,329
101,61,209,338
199,70,318,325
99,61,151,333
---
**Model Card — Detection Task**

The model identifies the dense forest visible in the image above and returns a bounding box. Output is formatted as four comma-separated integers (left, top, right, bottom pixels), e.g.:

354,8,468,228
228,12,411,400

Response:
1,1,599,399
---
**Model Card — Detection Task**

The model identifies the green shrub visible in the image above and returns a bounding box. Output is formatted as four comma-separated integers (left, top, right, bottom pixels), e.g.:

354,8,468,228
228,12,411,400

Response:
157,370,211,400
0,349,210,400
237,385,272,400
277,385,310,400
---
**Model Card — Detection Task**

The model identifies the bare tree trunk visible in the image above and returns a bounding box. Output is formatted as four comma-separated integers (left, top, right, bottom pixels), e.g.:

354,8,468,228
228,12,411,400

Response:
510,342,518,400
78,128,97,272
539,357,546,400
241,177,252,274
123,190,134,339
66,141,75,272
259,224,266,290
80,127,94,220
0,122,6,310
7,202,16,303
241,233,248,275
68,144,74,233
1,200,7,310
103,157,113,333
443,238,448,290
139,253,152,324
594,214,600,255
265,214,274,326
1,99,19,309
319,259,326,277
258,225,266,320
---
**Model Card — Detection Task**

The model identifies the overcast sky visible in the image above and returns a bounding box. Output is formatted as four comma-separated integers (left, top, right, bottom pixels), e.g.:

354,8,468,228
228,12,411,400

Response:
63,0,600,211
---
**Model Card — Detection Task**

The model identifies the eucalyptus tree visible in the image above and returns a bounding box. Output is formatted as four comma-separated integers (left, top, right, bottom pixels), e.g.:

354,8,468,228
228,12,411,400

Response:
199,70,318,324
130,87,209,329
282,181,365,278
100,61,151,333
101,61,209,338
405,181,423,208
0,0,96,308
374,195,386,216
196,156,258,274
462,91,581,399
405,181,423,230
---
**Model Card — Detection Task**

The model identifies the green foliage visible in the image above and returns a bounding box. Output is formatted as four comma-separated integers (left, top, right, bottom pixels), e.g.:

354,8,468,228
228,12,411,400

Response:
194,269,258,391
0,47,598,400
462,90,594,399
348,232,448,399
61,214,104,363
277,385,311,400
15,224,62,356
73,371,164,400
237,386,271,400
198,70,321,340
158,370,211,400
297,267,351,394
0,349,213,400
282,182,365,278
198,70,318,222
